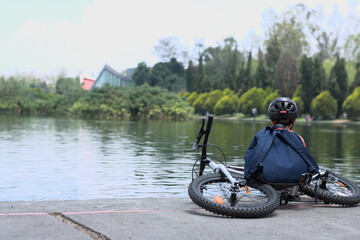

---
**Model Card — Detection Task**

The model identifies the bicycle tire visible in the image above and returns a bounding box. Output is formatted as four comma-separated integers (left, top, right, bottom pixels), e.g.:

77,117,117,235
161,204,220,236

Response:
301,171,360,206
188,173,279,218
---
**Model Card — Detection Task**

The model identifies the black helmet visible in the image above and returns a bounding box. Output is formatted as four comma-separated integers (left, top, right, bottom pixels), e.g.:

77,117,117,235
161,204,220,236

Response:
268,97,297,120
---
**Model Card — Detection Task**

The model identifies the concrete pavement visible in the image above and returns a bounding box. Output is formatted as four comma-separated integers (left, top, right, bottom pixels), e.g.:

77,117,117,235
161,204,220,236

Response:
0,197,359,240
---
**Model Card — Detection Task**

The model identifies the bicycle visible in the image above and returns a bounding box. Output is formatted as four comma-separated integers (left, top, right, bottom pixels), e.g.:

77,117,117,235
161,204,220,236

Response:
188,116,360,218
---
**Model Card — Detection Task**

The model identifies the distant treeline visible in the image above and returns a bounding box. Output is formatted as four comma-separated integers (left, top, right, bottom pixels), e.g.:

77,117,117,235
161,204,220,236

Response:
131,5,360,119
178,86,360,120
0,76,193,120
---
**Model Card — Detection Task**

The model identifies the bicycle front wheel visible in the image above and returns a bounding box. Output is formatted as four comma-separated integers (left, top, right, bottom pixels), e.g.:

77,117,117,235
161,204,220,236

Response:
301,171,360,206
188,173,279,218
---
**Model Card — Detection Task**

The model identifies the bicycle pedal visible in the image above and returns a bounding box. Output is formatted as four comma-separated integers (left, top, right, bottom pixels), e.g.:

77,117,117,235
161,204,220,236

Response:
280,192,289,205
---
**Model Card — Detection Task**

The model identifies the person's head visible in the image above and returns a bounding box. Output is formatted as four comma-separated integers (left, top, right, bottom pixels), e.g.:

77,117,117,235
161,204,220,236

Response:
268,97,298,129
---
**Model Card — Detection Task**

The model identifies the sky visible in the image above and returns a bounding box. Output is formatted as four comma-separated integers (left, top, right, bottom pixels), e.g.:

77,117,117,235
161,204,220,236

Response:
0,0,359,79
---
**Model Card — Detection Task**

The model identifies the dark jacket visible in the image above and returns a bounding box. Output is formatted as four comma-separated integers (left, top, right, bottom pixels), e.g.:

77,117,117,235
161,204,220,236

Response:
244,125,319,183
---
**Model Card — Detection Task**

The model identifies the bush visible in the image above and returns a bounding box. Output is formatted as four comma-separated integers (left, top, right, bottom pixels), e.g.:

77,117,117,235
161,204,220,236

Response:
185,92,199,105
214,95,240,115
310,91,337,119
292,96,304,117
342,87,360,120
204,90,223,114
192,92,210,114
262,90,280,113
238,87,266,115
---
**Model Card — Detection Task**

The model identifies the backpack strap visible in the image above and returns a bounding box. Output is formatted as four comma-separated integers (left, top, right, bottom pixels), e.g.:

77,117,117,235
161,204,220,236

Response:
278,130,319,173
245,127,278,178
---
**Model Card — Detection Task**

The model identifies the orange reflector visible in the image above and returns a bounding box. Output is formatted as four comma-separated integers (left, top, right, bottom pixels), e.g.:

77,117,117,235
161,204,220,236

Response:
338,181,345,187
214,196,223,204
242,186,251,194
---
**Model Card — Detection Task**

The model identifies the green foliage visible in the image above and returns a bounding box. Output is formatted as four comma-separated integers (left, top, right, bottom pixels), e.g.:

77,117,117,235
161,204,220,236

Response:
299,55,314,112
310,91,337,119
203,37,245,91
56,77,82,95
243,51,253,91
71,84,193,120
204,90,223,114
262,90,280,113
0,76,193,120
292,85,302,98
238,87,266,115
185,92,199,105
255,48,270,88
186,60,196,92
349,62,360,93
133,62,150,86
291,85,304,115
328,57,348,117
342,87,360,120
148,58,185,92
292,96,304,116
214,95,239,115
192,92,210,114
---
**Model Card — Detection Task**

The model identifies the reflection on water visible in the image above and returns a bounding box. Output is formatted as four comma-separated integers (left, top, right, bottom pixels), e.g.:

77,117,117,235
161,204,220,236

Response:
0,116,359,201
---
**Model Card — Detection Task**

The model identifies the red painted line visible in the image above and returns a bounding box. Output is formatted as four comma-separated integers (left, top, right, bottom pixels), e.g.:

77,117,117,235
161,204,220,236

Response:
63,209,205,215
0,209,204,216
0,212,49,216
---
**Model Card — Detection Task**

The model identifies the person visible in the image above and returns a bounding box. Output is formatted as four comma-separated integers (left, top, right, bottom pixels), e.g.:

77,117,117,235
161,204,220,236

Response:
244,97,319,184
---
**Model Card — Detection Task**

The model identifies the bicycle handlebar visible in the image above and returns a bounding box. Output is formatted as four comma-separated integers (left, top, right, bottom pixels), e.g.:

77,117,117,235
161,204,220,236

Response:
193,115,213,152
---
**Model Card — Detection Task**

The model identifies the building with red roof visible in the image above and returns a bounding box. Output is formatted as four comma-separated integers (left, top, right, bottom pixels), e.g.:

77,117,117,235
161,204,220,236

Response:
80,76,95,90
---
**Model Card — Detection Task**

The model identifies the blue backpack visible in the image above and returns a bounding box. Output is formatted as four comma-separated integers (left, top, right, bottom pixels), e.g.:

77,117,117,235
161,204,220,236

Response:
244,125,319,183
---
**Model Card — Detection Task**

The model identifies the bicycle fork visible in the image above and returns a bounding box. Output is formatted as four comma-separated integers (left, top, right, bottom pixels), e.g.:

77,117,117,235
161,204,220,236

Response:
207,159,245,206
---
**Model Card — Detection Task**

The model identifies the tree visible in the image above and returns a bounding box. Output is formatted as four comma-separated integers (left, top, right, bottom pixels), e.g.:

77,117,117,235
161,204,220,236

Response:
301,4,339,61
238,87,266,115
299,55,314,113
292,85,304,116
310,90,337,119
349,62,360,93
148,58,185,92
195,55,212,92
133,62,150,86
263,90,280,113
328,57,348,117
154,37,189,64
265,31,281,87
255,48,268,88
342,87,360,120
344,33,360,62
265,17,309,96
214,94,239,115
312,57,326,94
55,77,82,95
186,60,196,92
204,89,223,114
192,92,210,114
275,51,299,96
243,51,253,91
203,37,244,90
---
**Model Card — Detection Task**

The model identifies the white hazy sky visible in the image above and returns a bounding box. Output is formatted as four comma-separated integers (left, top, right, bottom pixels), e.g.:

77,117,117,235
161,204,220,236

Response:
0,0,359,78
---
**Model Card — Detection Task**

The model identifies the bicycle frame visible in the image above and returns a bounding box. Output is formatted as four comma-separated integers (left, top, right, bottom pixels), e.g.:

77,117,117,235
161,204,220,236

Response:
193,116,245,187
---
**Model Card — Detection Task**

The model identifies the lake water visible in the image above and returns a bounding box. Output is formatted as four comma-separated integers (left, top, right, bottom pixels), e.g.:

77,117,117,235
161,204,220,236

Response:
0,116,359,201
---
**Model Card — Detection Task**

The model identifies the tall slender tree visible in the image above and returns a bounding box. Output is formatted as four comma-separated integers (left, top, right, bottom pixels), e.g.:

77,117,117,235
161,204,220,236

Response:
328,56,348,117
243,51,253,91
255,48,268,88
186,60,196,92
299,54,314,112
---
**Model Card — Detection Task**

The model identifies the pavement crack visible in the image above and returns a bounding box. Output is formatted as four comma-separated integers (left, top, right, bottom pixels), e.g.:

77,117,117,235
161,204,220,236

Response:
50,212,110,240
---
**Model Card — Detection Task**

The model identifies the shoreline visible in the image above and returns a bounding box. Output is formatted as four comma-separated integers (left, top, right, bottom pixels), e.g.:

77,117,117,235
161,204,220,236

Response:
207,114,359,125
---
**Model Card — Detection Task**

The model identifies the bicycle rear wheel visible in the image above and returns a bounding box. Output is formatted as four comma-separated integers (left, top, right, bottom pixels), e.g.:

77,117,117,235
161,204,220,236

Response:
188,173,279,218
301,171,360,206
